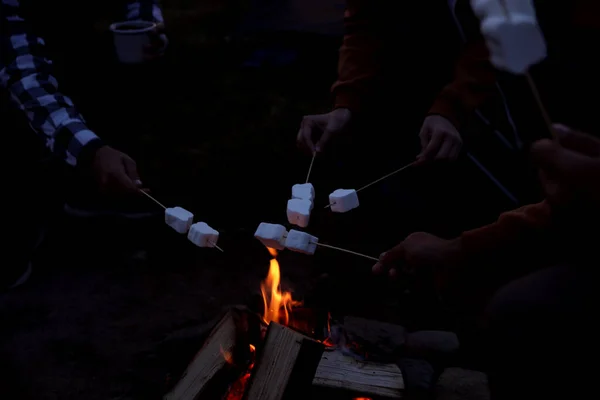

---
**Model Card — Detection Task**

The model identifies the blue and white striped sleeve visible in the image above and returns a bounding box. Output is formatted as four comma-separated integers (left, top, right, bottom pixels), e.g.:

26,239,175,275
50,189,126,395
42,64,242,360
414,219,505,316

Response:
0,0,104,167
125,1,164,23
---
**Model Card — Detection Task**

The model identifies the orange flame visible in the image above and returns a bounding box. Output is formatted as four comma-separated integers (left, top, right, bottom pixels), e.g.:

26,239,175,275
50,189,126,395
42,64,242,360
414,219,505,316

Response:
260,248,301,325
267,247,278,258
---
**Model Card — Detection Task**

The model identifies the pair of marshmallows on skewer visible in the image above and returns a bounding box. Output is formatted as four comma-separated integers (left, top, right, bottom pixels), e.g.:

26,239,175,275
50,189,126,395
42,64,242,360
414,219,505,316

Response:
286,183,360,228
164,207,220,248
255,222,318,255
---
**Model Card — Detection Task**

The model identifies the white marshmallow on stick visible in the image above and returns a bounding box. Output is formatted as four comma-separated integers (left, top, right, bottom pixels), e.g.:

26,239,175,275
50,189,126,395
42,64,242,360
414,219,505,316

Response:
287,198,313,228
329,189,359,213
292,183,315,202
471,0,546,74
165,207,194,234
284,229,318,255
187,222,219,248
254,223,288,250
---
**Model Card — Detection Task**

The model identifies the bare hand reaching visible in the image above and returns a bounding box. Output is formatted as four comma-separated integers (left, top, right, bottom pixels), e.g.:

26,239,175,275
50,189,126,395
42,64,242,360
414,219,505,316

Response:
92,146,144,194
532,123,600,207
418,115,463,162
372,232,463,291
297,108,352,154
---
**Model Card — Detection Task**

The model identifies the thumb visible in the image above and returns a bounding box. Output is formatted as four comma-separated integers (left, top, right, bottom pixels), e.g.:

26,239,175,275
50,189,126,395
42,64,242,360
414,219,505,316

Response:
119,157,141,192
372,243,405,274
380,243,405,264
418,125,431,157
553,124,600,157
531,139,594,184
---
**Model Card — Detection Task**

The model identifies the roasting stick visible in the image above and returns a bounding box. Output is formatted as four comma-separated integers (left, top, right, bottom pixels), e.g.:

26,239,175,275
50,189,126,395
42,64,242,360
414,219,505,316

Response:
325,160,418,209
139,189,167,209
312,242,379,262
356,160,418,193
138,189,224,252
306,152,317,183
211,243,225,252
524,72,556,139
497,0,557,140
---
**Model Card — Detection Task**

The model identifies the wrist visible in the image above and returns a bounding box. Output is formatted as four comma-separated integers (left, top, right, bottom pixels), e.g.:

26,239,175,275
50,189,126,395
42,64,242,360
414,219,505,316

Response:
75,140,105,173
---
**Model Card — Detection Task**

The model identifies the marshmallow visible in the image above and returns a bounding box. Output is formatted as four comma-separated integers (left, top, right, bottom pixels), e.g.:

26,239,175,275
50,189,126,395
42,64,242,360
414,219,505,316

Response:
292,183,315,202
187,222,219,248
254,223,288,250
472,0,536,18
471,0,546,74
284,229,318,255
287,199,312,228
329,189,359,213
165,207,194,234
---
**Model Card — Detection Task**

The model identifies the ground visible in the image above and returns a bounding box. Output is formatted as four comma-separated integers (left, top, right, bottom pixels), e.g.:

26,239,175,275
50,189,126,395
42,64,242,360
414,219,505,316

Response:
1,1,503,398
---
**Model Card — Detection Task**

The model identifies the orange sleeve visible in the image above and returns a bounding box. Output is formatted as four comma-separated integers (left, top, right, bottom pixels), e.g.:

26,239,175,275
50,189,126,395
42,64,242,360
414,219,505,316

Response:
428,39,497,129
459,201,553,263
331,0,383,113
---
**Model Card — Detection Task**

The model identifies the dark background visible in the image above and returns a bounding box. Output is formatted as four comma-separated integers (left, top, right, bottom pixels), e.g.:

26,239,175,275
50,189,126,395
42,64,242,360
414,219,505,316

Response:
1,1,525,398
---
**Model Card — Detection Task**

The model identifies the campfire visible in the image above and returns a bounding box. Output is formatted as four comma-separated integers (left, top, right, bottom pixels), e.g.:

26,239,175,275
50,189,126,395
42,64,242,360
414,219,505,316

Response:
163,249,404,400
260,248,302,326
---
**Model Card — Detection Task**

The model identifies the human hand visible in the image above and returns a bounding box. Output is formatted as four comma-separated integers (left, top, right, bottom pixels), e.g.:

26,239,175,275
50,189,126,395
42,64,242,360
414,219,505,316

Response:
92,146,144,194
372,232,463,290
297,108,352,154
144,22,168,60
417,115,462,162
531,123,600,208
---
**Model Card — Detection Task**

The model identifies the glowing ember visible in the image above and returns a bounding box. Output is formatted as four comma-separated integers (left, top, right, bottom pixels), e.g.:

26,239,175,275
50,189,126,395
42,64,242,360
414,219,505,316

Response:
223,344,256,400
260,248,302,325
220,345,234,365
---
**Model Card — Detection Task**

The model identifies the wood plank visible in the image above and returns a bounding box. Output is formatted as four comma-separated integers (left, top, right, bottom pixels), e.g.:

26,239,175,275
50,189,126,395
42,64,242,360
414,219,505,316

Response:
164,308,255,400
313,349,404,399
244,322,324,400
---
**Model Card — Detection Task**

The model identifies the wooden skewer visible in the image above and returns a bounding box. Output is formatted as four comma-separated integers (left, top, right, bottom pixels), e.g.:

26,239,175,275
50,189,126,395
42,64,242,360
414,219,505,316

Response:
496,0,557,140
139,189,167,209
356,161,418,193
524,72,557,139
313,242,379,262
212,243,225,252
324,160,418,209
306,152,317,183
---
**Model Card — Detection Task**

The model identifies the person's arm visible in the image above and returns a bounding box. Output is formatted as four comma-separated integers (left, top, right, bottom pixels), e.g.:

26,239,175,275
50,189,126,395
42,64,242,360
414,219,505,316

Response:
331,0,383,113
427,38,497,130
458,201,553,264
0,0,104,167
123,1,164,23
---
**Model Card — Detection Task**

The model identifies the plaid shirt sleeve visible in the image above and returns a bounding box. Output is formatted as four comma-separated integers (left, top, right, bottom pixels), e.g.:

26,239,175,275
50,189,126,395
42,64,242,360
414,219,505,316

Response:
125,1,164,23
0,0,104,167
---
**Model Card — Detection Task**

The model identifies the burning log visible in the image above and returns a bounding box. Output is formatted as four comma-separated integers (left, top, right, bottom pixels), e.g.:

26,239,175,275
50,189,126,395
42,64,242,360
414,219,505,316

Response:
164,308,262,400
243,322,324,400
312,349,404,399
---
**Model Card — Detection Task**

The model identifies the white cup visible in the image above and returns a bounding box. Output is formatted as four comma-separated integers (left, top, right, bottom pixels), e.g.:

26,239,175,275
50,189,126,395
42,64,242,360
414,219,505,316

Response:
110,21,156,64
